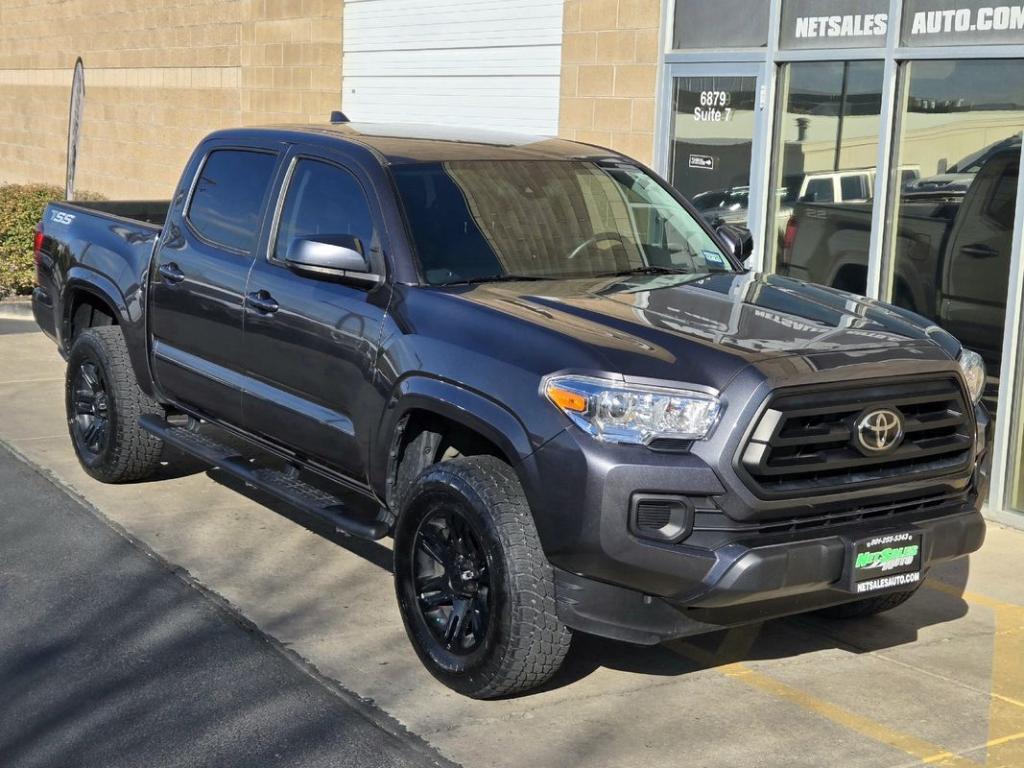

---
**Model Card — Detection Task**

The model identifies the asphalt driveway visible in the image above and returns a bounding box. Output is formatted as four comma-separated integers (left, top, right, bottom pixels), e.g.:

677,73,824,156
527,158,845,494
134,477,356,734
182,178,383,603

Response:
0,444,449,768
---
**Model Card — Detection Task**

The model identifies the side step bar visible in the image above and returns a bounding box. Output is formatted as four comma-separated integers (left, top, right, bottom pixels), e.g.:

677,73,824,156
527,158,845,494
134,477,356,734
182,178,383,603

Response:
139,415,388,541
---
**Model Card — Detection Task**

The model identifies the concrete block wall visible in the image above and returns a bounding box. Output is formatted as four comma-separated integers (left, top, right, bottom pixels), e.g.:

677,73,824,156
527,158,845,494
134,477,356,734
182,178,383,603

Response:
559,0,662,166
0,0,343,198
0,1,666,197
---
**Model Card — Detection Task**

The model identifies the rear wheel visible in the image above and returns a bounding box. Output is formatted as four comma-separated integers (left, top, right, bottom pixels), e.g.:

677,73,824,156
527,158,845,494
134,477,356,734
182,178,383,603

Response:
66,326,164,483
815,588,918,619
393,456,571,698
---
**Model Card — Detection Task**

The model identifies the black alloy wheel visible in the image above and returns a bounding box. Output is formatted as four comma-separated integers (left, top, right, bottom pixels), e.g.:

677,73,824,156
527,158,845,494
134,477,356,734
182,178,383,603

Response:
393,456,571,699
411,507,492,655
70,360,111,458
65,326,164,483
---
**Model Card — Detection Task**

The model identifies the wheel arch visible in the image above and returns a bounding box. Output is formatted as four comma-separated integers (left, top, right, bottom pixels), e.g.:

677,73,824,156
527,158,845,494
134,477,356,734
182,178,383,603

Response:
62,269,157,397
374,376,536,511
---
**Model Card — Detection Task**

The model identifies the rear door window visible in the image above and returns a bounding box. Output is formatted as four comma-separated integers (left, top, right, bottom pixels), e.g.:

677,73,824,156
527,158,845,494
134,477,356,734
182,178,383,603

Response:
187,149,278,252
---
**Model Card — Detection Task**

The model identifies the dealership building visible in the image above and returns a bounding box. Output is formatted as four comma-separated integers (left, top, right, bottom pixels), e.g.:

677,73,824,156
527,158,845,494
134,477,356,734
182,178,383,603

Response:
0,0,1023,525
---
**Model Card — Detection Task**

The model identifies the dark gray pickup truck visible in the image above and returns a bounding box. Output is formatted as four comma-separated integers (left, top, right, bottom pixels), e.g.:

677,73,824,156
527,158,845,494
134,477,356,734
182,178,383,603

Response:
32,120,989,698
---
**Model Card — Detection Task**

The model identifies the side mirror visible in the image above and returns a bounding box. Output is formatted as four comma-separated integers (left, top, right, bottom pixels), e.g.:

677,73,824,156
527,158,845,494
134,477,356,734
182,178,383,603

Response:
716,223,754,263
285,234,381,284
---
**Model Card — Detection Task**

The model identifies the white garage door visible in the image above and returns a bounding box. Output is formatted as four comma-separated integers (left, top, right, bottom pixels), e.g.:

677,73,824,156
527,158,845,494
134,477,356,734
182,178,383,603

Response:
342,0,564,136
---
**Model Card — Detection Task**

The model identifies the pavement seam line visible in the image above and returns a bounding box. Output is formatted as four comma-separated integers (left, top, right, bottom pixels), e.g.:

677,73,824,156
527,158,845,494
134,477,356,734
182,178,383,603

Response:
0,438,461,768
0,377,64,385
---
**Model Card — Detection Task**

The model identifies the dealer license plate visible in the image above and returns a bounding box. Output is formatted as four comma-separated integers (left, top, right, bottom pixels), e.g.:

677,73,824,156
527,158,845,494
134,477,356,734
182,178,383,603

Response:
849,531,923,595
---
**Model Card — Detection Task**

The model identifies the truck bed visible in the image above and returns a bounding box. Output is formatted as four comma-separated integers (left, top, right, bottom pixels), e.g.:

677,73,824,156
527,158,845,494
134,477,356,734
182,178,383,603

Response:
62,199,170,229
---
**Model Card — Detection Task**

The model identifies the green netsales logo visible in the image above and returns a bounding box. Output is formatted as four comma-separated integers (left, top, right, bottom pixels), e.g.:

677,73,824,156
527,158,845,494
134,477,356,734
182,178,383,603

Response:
856,545,919,571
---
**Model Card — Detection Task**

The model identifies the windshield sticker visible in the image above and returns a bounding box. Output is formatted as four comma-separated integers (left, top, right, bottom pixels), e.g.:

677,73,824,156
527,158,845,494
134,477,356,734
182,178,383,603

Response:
702,250,725,266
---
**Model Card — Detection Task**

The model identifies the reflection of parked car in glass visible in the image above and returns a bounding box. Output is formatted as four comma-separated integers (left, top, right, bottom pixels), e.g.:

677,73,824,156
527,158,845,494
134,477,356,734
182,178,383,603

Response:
692,186,752,226
781,148,1017,404
905,136,1019,195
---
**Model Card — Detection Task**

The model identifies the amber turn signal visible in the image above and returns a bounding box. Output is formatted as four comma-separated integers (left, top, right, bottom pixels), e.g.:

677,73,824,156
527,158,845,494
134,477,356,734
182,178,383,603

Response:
546,384,588,413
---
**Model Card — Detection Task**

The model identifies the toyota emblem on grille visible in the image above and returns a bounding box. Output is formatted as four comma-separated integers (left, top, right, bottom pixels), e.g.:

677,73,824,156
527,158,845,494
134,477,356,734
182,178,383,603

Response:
854,408,904,454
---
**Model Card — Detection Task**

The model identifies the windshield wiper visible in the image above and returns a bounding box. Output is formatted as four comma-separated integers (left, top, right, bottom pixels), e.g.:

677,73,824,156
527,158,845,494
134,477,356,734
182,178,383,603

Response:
436,274,552,286
603,266,694,277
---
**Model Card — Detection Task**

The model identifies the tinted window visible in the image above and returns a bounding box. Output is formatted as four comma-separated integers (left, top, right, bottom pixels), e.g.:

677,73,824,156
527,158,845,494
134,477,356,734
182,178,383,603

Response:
987,162,1019,230
188,150,277,252
393,160,731,285
803,178,834,203
273,159,376,264
840,174,868,201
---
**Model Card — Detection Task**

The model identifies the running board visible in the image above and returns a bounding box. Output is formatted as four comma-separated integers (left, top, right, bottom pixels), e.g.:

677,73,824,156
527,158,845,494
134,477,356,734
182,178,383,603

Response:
139,415,388,541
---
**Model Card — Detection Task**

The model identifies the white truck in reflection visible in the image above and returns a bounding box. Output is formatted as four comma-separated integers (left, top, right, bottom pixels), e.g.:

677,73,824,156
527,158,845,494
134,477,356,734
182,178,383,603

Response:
779,146,1018,398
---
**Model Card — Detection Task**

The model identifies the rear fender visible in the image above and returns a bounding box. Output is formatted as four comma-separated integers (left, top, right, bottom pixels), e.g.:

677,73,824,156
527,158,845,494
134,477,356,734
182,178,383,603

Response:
62,268,156,397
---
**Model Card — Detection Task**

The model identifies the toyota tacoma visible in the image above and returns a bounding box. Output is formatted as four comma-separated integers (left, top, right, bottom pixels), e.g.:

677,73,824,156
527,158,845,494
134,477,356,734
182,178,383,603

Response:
31,119,989,698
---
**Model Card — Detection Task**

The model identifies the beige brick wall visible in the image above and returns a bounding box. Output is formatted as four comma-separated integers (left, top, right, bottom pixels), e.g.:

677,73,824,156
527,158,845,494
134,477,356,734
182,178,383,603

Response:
0,0,343,198
559,0,662,165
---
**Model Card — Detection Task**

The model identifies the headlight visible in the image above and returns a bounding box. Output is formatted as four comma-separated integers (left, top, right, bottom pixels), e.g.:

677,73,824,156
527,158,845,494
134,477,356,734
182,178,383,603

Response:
958,348,986,405
543,375,721,445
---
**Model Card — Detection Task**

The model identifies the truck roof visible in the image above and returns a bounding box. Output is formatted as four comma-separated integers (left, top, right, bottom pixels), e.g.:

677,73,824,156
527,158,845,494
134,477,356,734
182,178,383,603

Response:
204,122,622,165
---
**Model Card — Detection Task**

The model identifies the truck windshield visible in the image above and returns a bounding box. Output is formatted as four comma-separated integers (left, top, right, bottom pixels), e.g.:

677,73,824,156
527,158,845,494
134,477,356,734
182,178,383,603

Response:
392,160,735,285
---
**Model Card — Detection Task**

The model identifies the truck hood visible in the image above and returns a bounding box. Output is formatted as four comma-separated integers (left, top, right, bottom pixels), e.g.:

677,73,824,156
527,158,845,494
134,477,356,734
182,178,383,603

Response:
445,271,961,389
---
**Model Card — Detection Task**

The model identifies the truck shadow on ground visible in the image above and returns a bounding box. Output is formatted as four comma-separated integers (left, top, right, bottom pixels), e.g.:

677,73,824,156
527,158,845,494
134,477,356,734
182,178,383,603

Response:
207,469,395,571
202,462,975,696
537,556,972,694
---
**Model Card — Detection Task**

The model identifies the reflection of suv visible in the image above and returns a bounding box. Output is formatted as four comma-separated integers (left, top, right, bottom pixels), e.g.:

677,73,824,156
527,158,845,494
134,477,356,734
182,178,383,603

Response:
33,122,990,699
906,136,1020,195
796,169,875,203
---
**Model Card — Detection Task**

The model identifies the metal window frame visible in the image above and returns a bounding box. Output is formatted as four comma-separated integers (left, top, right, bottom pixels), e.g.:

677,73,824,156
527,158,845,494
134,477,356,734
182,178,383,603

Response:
655,0,1024,520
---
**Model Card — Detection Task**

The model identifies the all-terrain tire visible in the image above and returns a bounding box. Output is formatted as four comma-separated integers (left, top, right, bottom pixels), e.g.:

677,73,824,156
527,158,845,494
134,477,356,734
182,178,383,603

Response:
815,588,918,620
393,455,571,698
65,326,164,483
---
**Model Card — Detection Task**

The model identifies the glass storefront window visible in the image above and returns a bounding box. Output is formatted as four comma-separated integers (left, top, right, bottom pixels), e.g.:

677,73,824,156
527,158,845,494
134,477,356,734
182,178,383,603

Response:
668,74,759,230
769,61,884,292
673,0,769,49
887,60,1024,412
1014,341,1024,511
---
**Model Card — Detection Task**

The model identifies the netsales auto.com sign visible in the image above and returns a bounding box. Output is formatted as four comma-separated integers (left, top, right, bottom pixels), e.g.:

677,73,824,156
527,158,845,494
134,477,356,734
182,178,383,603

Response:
780,0,1024,48
907,4,1024,36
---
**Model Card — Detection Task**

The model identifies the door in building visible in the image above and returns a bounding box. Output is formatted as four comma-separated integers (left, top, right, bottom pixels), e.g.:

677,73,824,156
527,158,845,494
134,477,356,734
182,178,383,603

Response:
662,63,767,252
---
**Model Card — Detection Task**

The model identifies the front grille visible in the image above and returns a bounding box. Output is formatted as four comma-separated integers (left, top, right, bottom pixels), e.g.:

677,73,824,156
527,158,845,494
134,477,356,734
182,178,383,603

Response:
693,491,968,536
738,376,974,499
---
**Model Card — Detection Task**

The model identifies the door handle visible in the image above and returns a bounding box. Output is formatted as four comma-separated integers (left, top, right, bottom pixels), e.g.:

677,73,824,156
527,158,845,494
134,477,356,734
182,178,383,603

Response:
961,243,1000,259
158,262,185,284
247,290,279,314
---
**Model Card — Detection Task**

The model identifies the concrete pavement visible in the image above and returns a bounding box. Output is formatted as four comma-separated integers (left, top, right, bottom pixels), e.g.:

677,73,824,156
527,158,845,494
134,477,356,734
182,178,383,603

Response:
1,322,1022,768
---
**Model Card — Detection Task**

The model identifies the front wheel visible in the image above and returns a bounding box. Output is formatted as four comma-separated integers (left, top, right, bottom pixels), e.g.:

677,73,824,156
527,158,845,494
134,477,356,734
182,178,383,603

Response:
393,456,571,698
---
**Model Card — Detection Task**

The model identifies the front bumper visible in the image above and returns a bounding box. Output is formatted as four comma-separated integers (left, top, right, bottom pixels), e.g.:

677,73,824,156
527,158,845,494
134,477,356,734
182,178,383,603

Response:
553,505,986,645
520,396,991,645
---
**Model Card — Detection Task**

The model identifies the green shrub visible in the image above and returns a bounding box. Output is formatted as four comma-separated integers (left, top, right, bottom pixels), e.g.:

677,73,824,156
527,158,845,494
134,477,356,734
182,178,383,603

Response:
0,184,63,299
0,185,105,299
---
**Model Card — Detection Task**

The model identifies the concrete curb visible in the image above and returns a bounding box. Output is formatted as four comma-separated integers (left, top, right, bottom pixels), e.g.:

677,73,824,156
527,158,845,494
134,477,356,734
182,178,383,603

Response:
0,298,34,320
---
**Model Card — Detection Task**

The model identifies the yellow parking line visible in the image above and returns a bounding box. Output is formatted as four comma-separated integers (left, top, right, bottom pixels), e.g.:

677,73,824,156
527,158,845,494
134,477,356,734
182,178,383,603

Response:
669,637,979,768
924,580,1020,612
984,605,1024,767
